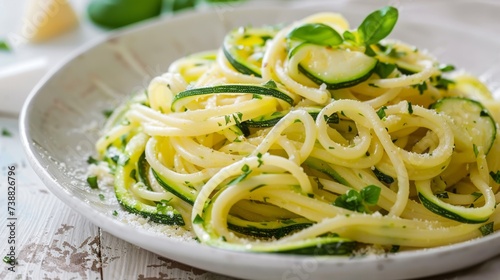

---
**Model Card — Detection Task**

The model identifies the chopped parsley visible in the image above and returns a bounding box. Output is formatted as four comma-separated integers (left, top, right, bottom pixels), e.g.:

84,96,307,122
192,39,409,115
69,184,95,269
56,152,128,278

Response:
376,106,387,119
389,245,400,253
102,109,114,118
87,176,99,189
490,170,500,184
479,222,494,236
324,112,340,124
407,102,413,115
438,64,455,72
434,77,455,90
193,214,204,224
473,144,479,158
412,82,427,95
87,156,99,165
374,62,396,78
1,128,12,137
156,199,172,212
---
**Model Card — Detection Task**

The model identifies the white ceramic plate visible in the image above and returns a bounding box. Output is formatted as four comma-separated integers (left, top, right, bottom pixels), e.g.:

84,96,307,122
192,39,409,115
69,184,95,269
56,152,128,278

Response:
20,1,500,279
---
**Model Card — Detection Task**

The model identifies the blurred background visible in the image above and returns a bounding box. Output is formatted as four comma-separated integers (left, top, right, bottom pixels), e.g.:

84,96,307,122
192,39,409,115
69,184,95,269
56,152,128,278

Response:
0,0,252,115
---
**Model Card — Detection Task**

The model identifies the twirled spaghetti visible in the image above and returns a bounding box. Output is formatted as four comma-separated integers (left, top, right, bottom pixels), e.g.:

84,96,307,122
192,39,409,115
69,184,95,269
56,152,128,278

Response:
90,7,500,255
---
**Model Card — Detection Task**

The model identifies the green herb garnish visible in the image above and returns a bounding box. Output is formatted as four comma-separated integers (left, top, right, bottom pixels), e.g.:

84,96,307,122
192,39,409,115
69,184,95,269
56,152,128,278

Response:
87,176,99,189
438,64,456,72
87,156,99,165
490,170,500,184
102,109,114,118
193,214,204,224
479,222,494,236
1,128,12,137
473,144,479,158
434,77,455,90
376,106,388,119
156,199,172,212
357,6,399,45
333,185,381,213
407,102,413,115
374,62,396,78
287,23,343,47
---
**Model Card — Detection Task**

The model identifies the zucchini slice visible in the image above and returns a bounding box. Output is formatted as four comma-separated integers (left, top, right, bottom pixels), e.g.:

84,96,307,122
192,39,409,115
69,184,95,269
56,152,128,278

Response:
207,236,356,255
302,157,351,187
244,106,349,128
223,26,277,77
430,97,497,155
291,44,377,89
137,152,153,190
416,181,490,224
171,82,294,112
227,216,313,239
115,156,185,225
152,168,197,205
270,237,356,255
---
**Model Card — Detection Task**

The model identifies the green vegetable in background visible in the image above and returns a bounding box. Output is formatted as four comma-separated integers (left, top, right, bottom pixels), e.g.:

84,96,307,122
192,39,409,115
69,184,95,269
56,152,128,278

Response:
0,40,10,51
87,0,163,29
162,0,196,13
87,0,244,29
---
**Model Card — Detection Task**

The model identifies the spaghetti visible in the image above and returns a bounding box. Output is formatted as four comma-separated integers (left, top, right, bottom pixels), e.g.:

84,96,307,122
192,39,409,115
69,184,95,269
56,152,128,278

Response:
91,6,500,254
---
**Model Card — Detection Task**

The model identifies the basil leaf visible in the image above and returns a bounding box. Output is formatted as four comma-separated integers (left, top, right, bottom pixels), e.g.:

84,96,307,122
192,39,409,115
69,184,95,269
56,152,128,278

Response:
342,30,357,43
364,45,377,57
287,23,343,46
333,185,381,213
358,6,398,45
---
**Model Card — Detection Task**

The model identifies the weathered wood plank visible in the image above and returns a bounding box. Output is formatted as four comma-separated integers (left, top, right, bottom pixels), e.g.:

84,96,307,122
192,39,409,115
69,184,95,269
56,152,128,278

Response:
100,231,235,280
0,118,102,280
